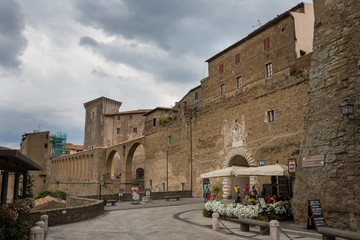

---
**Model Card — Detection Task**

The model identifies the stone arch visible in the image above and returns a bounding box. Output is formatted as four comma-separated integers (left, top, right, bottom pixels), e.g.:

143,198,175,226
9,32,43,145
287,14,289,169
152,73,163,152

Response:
123,142,145,191
106,150,122,181
222,147,256,168
222,147,257,199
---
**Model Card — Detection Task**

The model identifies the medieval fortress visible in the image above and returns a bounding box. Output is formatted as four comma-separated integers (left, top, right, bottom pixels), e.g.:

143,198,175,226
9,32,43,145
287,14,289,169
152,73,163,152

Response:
19,1,360,231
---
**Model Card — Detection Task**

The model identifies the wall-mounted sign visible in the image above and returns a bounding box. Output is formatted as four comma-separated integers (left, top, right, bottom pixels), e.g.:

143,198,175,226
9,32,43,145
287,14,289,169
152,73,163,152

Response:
302,155,325,168
260,160,264,166
288,158,296,173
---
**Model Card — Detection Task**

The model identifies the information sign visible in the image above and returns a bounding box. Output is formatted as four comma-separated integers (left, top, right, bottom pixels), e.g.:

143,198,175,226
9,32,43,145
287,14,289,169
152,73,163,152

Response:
307,199,326,231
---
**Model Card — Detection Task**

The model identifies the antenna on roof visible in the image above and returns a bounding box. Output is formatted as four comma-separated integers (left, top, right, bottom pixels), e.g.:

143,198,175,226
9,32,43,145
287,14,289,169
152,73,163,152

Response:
252,20,261,28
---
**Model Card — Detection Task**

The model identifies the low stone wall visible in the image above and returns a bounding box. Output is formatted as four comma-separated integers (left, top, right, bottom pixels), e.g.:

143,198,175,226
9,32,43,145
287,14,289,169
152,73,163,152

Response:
29,196,104,226
85,190,192,202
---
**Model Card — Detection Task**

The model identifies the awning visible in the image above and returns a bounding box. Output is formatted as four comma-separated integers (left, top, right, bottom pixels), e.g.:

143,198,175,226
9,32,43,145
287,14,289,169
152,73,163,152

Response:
200,166,249,178
0,146,42,173
200,164,289,178
234,164,289,177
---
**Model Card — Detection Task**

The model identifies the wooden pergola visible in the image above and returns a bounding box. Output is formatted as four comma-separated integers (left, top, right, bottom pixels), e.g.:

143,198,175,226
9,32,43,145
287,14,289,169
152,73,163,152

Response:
0,146,42,205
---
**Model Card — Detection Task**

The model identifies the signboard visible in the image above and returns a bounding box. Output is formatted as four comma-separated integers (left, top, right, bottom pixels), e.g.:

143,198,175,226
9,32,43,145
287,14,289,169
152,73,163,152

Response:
288,158,296,173
258,197,267,209
260,160,264,166
302,155,325,168
307,199,326,231
131,186,140,201
145,189,151,197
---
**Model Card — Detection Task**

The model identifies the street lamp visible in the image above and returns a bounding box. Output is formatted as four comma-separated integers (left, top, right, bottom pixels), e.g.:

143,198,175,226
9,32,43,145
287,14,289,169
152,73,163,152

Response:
340,99,360,126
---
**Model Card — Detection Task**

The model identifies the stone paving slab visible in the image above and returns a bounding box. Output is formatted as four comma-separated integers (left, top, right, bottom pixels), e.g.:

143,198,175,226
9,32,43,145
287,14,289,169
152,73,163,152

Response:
47,198,322,240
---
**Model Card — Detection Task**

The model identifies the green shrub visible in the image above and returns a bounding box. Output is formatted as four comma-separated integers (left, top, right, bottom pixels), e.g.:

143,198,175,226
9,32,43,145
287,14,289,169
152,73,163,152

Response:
202,208,212,218
0,198,35,240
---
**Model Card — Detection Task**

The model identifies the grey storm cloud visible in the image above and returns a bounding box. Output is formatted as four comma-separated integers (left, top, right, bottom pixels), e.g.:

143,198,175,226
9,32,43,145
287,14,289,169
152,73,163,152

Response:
79,36,198,83
0,0,27,69
74,0,304,83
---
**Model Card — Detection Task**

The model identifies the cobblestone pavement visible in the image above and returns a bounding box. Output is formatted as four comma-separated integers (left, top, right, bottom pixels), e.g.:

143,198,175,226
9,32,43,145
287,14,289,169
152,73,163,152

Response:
47,198,322,240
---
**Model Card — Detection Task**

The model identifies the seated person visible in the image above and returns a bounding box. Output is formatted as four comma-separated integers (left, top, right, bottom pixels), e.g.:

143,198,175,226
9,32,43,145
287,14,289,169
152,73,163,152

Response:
248,195,256,204
244,193,250,203
234,196,241,203
267,194,277,204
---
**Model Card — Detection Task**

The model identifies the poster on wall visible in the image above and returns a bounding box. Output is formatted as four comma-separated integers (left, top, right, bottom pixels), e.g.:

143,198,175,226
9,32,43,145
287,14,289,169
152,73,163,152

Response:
132,186,140,202
288,158,296,173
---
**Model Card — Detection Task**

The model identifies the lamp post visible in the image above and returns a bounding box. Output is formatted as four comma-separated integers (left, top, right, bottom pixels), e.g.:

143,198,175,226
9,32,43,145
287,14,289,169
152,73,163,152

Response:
340,99,360,126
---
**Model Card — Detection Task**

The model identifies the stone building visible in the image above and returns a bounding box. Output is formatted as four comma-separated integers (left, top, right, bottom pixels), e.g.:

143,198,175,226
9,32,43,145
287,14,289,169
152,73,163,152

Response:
66,143,83,155
20,131,52,196
143,2,314,198
292,0,360,231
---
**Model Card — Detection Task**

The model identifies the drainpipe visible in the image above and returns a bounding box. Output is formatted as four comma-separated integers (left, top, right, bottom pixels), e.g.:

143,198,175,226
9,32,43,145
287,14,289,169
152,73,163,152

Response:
190,116,193,195
166,148,168,192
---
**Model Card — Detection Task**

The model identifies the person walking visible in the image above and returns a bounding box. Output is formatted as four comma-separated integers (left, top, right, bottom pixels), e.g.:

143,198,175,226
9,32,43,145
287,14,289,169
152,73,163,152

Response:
234,185,240,197
203,185,209,202
118,187,125,202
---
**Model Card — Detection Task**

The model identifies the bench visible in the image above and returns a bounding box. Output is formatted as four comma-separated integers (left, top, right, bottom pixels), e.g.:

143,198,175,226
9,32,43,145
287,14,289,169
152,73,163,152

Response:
106,200,117,206
226,218,269,235
318,227,360,240
164,196,180,201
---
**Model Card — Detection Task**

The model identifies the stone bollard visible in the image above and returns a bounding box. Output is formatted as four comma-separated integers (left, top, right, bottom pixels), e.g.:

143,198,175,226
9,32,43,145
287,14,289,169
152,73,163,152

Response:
269,220,280,240
36,220,45,240
212,213,219,231
41,214,49,239
30,226,42,240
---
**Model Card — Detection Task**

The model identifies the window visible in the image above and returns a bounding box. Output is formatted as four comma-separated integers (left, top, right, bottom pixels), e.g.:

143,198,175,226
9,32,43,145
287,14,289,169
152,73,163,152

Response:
265,62,273,78
219,63,224,74
117,115,121,120
236,76,242,90
281,28,285,33
168,136,172,144
45,134,48,139
194,91,199,100
133,127,137,133
136,168,144,179
92,112,95,119
150,180,152,187
267,110,275,122
263,36,271,50
162,183,165,192
117,128,120,134
153,117,156,127
129,115,133,120
44,143,48,148
300,50,306,56
220,84,225,96
181,183,185,191
234,53,241,64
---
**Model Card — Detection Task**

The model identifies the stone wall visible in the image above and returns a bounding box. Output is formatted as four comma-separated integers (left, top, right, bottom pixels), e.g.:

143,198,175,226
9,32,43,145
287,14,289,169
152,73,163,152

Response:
29,196,104,227
293,0,360,231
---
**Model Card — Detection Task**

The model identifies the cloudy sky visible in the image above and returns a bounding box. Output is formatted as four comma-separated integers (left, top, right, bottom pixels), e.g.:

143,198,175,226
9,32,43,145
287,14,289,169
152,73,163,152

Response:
0,0,311,148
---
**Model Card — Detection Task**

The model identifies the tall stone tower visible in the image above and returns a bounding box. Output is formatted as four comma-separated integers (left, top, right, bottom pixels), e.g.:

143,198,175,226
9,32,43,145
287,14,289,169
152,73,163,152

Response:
293,0,360,231
83,97,122,150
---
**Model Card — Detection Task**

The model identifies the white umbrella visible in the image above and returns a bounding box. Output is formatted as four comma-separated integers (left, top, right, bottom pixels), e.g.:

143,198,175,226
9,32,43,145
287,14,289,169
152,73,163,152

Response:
200,166,249,178
234,164,289,177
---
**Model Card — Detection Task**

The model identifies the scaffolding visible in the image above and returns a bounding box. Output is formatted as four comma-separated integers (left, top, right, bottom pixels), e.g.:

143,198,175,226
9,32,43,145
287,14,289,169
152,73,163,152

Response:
52,132,67,157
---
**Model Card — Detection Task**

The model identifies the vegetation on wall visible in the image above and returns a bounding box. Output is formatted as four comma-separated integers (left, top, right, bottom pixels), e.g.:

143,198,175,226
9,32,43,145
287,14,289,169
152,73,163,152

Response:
35,190,67,200
159,111,177,126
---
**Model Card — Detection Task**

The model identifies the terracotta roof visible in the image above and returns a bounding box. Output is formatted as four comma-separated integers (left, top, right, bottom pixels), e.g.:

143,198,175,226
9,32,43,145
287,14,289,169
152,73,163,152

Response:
105,109,152,117
35,196,66,207
66,143,83,151
143,107,178,116
206,2,305,62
